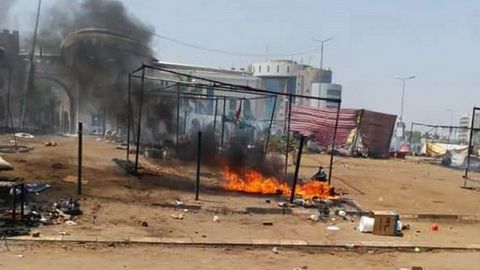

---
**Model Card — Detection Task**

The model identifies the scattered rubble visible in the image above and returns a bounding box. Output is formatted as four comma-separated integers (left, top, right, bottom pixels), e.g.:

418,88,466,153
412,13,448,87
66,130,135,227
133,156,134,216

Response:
170,213,185,220
45,142,58,147
65,220,78,226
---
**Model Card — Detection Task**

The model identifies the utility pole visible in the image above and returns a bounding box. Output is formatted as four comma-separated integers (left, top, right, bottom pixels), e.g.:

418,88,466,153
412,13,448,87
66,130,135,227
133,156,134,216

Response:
21,0,42,127
313,37,334,69
394,75,416,139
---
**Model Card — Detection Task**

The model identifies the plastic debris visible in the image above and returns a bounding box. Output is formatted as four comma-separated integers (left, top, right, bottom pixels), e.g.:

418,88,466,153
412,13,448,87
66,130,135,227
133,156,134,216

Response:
326,226,340,231
358,216,375,233
213,215,220,222
65,220,78,226
271,247,278,254
308,214,320,222
414,247,421,253
58,231,70,236
262,221,273,226
15,133,34,139
431,224,439,232
175,199,184,206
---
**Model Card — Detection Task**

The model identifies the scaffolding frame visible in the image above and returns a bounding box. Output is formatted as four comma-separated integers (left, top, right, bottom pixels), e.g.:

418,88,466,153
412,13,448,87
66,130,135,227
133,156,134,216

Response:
126,64,342,185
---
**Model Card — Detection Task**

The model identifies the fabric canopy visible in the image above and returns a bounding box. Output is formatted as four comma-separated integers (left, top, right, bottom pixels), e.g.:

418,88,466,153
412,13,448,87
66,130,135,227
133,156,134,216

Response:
290,105,358,147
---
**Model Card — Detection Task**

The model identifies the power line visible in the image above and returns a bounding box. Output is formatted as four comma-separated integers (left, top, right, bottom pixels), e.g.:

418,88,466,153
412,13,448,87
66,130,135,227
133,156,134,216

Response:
152,32,320,58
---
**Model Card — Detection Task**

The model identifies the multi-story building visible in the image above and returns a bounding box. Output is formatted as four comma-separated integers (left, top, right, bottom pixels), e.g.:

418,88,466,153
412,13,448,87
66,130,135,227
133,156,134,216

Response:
0,29,24,129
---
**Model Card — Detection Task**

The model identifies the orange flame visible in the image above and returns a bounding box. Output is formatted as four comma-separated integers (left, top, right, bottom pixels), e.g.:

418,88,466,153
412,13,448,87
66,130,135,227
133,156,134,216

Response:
223,167,333,199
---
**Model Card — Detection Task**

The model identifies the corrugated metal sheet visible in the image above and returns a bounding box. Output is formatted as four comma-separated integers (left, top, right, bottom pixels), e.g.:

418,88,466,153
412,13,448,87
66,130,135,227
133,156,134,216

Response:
357,110,397,158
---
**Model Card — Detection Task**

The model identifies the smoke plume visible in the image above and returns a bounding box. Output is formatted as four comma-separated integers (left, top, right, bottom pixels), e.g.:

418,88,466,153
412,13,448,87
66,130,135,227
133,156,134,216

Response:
0,0,16,26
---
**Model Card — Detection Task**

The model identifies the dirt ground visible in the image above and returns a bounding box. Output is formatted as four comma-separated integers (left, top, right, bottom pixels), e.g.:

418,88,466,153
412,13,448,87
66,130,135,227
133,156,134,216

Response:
2,134,479,215
1,135,480,268
1,243,480,270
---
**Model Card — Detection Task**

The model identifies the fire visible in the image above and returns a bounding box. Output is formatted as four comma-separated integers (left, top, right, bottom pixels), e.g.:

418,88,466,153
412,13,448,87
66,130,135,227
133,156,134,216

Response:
223,167,333,199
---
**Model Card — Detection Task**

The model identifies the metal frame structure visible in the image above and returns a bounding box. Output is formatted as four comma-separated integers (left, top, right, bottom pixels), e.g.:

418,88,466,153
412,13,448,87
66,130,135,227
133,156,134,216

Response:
408,122,470,147
464,107,480,187
125,64,342,191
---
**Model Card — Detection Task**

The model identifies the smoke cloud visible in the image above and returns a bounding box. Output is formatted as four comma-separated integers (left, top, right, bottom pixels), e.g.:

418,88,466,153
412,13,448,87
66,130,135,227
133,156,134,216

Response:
0,0,16,26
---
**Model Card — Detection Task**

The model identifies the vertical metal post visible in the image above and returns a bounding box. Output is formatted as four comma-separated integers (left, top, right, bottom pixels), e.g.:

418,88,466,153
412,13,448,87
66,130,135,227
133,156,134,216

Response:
20,183,25,219
77,122,83,195
221,96,226,147
328,103,341,185
176,84,180,146
408,122,414,147
6,67,11,128
284,95,293,178
12,187,16,225
184,110,188,134
195,131,202,200
213,97,219,135
126,74,131,169
289,135,305,203
464,107,477,186
264,95,277,155
134,67,146,173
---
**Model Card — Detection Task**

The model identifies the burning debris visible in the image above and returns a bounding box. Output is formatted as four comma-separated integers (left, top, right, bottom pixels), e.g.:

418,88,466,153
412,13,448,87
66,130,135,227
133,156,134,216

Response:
222,167,333,200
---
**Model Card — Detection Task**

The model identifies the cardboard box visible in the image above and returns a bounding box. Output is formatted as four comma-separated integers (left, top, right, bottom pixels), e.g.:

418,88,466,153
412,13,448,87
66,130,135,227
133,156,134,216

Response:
372,210,399,236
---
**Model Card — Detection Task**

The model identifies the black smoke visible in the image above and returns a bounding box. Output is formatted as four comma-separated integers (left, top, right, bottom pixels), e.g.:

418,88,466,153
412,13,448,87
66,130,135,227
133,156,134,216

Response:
0,0,16,27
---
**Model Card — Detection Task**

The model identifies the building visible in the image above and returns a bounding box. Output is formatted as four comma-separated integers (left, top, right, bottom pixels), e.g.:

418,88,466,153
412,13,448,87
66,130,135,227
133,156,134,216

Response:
0,29,25,130
248,59,342,119
458,115,470,143
310,83,342,109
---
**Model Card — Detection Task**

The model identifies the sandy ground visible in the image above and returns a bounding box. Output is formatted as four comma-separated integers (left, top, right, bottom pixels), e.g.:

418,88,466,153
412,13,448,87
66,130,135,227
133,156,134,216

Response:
1,243,480,270
2,135,480,268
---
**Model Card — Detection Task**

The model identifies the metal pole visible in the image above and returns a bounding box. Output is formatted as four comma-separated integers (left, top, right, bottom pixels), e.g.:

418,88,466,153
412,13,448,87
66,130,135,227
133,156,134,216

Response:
176,84,180,146
289,135,305,203
77,122,83,195
195,131,202,200
20,183,25,220
213,97,219,135
134,67,146,173
464,107,477,186
264,96,277,155
328,103,341,185
221,96,226,147
12,187,16,225
22,0,42,128
320,42,324,70
126,74,131,169
284,95,293,179
6,67,11,129
408,122,414,147
400,79,405,124
184,110,187,134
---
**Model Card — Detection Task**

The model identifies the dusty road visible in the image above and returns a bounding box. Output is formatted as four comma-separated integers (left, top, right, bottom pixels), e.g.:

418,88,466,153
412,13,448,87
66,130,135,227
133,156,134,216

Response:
1,243,480,270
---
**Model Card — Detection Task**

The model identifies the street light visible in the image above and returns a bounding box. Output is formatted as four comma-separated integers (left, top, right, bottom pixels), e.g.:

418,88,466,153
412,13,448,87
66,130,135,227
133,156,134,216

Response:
313,37,334,69
394,75,416,124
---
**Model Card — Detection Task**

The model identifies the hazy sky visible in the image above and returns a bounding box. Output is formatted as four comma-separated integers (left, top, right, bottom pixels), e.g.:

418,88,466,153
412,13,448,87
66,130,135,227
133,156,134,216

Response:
3,0,480,125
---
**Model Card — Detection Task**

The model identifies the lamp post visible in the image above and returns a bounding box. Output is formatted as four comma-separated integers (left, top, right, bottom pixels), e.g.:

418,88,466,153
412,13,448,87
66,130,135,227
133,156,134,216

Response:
394,75,416,139
313,37,334,69
446,109,454,145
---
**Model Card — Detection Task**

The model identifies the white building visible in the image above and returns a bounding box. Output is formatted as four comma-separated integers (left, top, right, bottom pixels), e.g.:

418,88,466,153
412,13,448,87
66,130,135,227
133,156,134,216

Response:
310,83,342,109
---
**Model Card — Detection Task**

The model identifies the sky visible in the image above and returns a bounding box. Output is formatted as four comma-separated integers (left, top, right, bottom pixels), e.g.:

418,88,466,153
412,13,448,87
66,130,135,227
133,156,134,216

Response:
3,0,480,126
